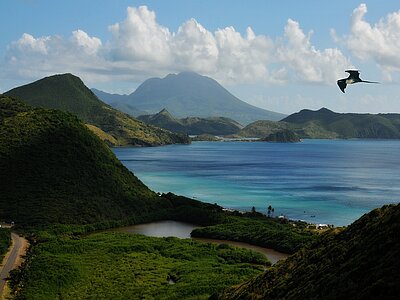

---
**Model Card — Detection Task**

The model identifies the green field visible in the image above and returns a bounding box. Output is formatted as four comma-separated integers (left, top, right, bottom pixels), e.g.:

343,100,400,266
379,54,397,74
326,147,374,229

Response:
11,232,268,299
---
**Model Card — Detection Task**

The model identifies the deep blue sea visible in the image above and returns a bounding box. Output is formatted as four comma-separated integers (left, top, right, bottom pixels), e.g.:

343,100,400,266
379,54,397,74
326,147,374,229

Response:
113,140,400,226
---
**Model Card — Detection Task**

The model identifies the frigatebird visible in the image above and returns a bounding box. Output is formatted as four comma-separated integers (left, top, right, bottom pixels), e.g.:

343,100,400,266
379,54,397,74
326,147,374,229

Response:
337,70,379,93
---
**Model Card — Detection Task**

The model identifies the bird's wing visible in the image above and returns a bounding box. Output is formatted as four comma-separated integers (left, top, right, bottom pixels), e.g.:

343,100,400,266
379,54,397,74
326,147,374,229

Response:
345,70,361,80
337,80,346,93
345,70,360,76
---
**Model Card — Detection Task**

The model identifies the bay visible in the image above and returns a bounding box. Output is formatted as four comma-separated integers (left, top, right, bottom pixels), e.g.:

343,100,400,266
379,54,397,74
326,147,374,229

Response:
113,140,400,226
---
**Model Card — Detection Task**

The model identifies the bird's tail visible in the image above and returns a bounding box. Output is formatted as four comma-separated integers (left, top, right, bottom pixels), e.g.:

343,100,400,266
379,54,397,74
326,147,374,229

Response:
361,80,380,84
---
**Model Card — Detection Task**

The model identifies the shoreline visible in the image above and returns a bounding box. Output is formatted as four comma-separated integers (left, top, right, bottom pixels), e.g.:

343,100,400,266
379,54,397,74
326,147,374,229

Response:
111,220,290,265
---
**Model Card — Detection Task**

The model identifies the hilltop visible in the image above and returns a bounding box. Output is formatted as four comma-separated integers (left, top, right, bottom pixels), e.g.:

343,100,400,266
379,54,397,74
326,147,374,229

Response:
5,74,189,146
218,203,400,299
137,109,243,135
93,72,285,125
0,95,171,226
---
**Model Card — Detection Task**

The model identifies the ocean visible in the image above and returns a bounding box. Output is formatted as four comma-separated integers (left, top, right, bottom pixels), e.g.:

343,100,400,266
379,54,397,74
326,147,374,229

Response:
113,140,400,226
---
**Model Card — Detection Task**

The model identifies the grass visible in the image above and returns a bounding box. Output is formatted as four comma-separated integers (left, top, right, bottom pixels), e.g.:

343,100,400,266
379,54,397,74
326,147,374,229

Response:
11,232,268,299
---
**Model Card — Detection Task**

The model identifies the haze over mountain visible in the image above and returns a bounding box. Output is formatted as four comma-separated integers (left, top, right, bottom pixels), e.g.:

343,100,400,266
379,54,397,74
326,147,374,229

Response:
5,74,189,146
93,72,286,125
137,109,243,135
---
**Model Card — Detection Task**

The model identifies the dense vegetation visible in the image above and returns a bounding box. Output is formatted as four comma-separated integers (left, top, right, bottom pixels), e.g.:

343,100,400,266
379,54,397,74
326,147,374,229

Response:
10,232,268,299
219,204,400,300
93,72,285,125
0,228,11,262
192,213,316,254
4,74,189,146
138,108,243,135
0,95,169,226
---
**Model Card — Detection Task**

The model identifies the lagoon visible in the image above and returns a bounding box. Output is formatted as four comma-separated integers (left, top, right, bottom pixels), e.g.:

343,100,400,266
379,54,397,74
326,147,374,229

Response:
113,220,288,264
114,140,400,226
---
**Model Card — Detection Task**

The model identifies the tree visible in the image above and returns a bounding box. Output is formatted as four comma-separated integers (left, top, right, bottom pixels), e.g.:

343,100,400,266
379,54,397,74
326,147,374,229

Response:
267,205,272,217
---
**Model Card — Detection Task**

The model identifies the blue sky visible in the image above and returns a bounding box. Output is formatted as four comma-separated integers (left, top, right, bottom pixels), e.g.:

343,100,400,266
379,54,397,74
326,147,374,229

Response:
1,0,400,114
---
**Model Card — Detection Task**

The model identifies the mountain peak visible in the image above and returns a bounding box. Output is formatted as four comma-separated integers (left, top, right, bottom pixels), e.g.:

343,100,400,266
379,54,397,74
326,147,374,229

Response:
317,107,335,114
127,72,285,125
159,108,171,114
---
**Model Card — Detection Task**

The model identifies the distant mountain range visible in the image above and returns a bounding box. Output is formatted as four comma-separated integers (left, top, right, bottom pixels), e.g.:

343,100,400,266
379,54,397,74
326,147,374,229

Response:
92,72,286,125
5,74,189,146
137,109,243,135
237,108,400,139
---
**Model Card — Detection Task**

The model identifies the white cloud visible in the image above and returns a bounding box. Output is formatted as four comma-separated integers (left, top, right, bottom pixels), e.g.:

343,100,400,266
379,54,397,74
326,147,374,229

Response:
11,33,50,55
108,6,172,64
4,30,107,83
342,4,400,79
2,5,352,88
172,18,219,73
71,30,102,55
277,19,351,83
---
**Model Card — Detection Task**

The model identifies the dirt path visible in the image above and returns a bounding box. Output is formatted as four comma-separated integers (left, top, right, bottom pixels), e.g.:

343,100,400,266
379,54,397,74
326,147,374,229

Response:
0,233,29,298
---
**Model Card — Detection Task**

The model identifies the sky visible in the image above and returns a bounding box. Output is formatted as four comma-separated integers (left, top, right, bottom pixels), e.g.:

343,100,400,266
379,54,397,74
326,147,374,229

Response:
1,0,400,114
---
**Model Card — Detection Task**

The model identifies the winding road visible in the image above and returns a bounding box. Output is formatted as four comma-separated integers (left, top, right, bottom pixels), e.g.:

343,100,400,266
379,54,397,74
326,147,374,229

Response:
0,233,28,298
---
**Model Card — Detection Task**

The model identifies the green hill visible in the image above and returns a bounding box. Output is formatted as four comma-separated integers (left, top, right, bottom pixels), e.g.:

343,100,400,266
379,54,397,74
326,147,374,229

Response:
218,204,400,300
282,107,400,139
260,129,300,143
237,120,289,138
138,109,243,135
237,108,400,139
93,72,286,125
0,95,172,226
5,74,190,146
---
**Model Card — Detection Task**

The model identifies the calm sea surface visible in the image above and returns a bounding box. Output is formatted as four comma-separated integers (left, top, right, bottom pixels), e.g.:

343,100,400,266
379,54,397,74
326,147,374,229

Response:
113,140,400,226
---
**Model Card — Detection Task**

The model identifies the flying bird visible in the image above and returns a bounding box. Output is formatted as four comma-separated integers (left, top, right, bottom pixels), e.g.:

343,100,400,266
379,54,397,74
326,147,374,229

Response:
337,70,379,93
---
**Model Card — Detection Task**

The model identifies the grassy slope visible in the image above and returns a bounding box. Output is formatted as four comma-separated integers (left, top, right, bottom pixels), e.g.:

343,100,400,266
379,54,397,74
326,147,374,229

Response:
11,232,267,300
0,95,170,226
219,204,400,300
4,74,189,146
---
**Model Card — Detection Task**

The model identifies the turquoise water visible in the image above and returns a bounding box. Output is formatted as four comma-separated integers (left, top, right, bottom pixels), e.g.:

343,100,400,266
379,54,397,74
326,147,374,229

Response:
113,140,400,226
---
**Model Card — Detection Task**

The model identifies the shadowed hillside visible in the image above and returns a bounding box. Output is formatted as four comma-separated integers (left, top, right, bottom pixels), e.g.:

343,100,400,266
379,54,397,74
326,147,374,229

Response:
5,74,190,146
218,204,400,300
0,95,172,226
